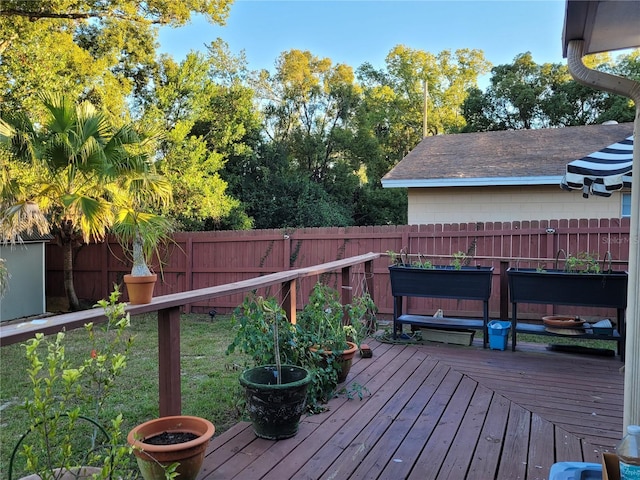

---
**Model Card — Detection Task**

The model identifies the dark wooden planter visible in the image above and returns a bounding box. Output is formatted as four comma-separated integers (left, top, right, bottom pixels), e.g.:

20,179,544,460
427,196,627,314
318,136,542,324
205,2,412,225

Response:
506,268,628,308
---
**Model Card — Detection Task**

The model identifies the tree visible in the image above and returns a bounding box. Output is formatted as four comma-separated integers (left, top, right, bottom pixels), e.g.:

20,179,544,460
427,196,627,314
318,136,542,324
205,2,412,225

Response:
0,94,169,310
257,50,362,187
0,0,234,120
461,51,637,131
138,44,259,230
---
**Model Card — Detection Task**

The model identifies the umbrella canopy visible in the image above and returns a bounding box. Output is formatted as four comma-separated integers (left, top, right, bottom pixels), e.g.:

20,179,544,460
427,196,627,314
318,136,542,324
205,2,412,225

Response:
561,135,634,198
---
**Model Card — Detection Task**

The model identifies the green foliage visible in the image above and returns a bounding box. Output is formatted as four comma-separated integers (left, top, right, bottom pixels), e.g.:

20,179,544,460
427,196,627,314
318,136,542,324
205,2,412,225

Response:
13,286,137,479
0,0,233,121
298,283,353,352
450,251,467,270
0,257,10,298
1,94,175,305
227,285,377,414
462,51,638,131
226,295,302,367
140,48,259,231
564,252,601,274
2,312,245,479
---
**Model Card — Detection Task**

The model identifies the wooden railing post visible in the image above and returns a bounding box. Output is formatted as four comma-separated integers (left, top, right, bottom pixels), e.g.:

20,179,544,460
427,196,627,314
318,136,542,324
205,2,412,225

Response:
341,266,352,324
158,306,182,417
282,279,297,324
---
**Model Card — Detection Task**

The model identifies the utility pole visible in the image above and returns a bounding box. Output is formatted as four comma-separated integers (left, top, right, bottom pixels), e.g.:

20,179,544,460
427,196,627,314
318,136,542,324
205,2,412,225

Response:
422,80,428,138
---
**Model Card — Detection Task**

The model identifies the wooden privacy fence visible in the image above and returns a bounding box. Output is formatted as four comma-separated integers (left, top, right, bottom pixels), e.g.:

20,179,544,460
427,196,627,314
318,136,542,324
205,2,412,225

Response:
45,218,631,320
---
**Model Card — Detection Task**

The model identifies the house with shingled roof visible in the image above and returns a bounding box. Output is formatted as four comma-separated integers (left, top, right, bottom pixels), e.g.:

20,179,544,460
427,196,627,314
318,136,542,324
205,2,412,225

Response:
381,122,634,224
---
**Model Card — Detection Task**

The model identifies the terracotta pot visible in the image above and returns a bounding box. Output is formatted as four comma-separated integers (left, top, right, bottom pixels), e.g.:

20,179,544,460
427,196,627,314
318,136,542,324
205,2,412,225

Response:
124,274,157,305
127,415,215,480
311,341,358,383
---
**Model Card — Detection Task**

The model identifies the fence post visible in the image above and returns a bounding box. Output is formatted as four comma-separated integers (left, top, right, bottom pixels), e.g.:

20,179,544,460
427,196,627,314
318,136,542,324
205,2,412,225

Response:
158,306,182,417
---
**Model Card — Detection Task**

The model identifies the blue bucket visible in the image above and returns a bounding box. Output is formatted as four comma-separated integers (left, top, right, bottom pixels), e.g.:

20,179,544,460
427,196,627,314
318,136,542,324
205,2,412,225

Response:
488,320,511,351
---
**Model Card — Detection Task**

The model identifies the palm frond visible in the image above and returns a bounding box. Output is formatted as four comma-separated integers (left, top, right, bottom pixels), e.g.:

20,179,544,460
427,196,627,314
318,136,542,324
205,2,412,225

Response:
0,201,50,244
40,93,75,135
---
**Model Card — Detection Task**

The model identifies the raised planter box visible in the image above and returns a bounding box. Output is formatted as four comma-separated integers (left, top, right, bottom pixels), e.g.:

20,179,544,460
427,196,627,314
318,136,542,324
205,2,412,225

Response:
506,268,628,308
388,265,494,300
506,267,628,359
388,265,494,347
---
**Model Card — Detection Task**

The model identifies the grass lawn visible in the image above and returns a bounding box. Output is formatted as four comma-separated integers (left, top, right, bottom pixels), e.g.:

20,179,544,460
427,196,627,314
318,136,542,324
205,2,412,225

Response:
0,312,248,478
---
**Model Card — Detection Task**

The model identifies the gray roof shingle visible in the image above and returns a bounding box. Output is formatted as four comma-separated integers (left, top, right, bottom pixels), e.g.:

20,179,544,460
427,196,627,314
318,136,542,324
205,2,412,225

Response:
382,122,635,187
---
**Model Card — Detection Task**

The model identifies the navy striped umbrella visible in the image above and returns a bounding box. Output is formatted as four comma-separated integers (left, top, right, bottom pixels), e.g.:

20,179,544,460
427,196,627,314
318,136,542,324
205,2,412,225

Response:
561,136,633,198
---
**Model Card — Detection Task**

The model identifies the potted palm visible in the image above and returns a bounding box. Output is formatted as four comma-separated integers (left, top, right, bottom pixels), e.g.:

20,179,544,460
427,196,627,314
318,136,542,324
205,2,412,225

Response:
113,207,174,304
111,152,174,304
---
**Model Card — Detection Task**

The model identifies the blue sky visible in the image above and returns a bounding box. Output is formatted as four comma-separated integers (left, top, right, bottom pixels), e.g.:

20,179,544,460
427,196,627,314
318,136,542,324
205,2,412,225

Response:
157,0,570,84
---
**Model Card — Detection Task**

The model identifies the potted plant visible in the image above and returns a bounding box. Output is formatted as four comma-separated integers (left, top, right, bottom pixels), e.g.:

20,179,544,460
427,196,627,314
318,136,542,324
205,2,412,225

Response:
127,415,215,480
227,295,311,440
110,140,174,305
8,287,135,480
112,206,174,305
297,282,365,384
386,249,494,343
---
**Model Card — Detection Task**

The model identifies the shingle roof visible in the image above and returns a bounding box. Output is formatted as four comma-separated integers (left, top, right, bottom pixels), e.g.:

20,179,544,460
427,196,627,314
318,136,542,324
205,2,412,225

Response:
382,122,635,188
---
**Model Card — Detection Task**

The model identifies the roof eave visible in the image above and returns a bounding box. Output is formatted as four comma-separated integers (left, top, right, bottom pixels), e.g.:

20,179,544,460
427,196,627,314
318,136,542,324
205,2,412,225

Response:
381,176,565,188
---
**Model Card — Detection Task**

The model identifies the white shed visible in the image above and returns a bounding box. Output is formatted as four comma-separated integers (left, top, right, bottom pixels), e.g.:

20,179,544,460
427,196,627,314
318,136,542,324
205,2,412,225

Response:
0,234,49,322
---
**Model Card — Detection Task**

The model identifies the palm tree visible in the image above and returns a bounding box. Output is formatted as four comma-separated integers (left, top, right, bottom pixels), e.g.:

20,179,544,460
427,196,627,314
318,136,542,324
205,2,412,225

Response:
0,93,171,310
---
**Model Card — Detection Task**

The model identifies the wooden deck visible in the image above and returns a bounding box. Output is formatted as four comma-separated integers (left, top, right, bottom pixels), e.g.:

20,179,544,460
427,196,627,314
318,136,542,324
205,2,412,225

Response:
197,338,624,480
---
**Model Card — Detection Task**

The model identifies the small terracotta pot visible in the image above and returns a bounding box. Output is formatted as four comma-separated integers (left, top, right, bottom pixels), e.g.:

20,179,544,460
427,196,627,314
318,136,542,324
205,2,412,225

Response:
124,274,157,305
127,415,215,480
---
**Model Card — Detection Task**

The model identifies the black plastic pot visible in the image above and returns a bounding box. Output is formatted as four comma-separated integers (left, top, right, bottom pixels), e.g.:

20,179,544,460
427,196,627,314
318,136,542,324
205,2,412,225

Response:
239,365,311,440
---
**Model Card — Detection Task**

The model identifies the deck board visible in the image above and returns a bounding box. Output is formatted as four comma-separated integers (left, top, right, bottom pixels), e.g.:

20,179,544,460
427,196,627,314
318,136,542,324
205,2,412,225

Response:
197,338,624,479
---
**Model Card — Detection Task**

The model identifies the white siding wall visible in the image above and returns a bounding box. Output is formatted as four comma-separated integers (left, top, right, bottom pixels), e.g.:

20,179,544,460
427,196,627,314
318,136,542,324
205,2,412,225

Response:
408,185,624,224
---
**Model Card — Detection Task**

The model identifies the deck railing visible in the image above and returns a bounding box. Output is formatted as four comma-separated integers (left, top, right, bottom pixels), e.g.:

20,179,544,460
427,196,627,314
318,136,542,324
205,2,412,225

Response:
0,252,379,417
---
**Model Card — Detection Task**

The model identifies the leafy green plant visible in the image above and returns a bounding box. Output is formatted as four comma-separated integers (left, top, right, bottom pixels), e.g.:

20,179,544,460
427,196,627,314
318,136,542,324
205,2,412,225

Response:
10,286,139,479
386,250,401,265
226,294,302,368
564,252,601,274
345,291,378,347
387,250,433,268
450,251,467,270
227,286,377,414
411,258,434,269
298,282,352,352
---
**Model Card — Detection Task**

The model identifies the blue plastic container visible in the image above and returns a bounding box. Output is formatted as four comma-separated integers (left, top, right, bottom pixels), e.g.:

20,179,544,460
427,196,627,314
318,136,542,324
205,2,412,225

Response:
488,320,511,351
